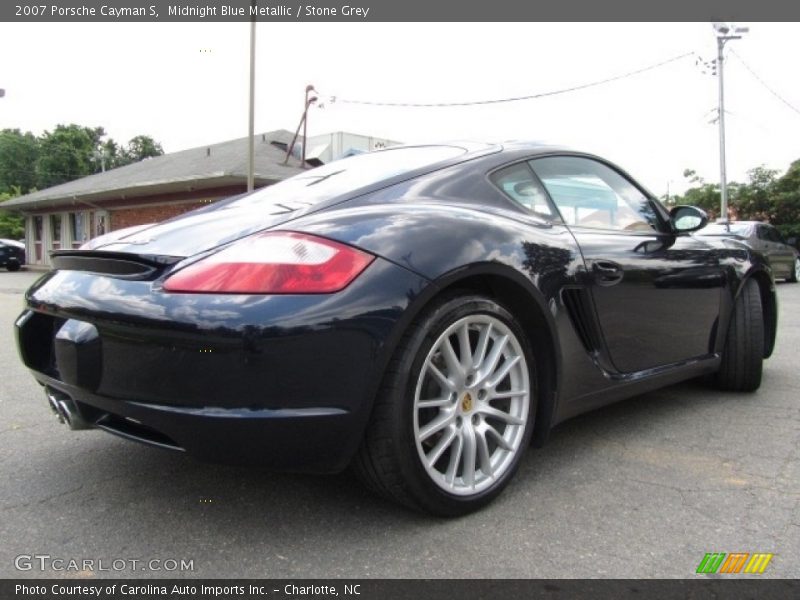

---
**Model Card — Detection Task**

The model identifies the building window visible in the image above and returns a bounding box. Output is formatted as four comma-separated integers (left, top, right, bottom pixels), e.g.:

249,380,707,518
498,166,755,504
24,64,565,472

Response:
93,211,108,237
33,216,43,241
50,214,62,250
70,212,87,248
32,216,43,262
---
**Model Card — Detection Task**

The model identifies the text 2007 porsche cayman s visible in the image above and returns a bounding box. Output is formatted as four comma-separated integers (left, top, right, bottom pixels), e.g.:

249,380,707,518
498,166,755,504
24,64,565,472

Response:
16,143,777,515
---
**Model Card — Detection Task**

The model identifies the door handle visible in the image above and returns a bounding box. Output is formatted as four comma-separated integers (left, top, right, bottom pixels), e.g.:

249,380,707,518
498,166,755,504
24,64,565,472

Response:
592,260,624,286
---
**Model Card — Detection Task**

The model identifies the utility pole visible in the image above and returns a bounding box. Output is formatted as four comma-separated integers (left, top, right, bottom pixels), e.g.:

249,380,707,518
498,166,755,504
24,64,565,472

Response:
92,147,108,173
713,22,748,224
284,85,318,167
247,2,256,192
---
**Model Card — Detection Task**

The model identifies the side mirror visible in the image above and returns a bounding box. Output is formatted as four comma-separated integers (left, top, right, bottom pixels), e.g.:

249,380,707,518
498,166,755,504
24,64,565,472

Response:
670,205,708,234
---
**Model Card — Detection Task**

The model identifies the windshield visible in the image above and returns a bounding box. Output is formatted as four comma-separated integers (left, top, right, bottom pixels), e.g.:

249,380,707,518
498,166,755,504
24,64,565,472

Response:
230,145,468,210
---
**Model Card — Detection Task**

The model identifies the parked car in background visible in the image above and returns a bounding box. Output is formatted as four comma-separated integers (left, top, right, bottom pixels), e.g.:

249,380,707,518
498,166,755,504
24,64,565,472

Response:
696,221,799,283
15,143,780,515
0,238,25,271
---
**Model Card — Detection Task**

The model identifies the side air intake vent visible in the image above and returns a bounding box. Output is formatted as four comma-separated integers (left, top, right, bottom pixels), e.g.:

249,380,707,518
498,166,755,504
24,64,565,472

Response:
561,288,603,354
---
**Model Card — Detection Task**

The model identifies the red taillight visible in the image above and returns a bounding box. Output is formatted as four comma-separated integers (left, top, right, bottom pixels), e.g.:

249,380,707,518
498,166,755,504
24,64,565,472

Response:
163,232,375,294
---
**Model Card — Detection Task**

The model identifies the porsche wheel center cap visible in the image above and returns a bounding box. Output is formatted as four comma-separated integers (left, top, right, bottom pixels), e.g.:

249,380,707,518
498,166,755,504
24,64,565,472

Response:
461,392,473,412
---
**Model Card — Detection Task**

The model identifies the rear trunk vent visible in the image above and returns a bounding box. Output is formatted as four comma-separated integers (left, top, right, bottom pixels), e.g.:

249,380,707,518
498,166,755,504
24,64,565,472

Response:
51,251,182,280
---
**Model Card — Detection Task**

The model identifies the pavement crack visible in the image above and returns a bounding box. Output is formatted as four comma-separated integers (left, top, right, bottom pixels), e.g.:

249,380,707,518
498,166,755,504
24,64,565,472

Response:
0,471,132,512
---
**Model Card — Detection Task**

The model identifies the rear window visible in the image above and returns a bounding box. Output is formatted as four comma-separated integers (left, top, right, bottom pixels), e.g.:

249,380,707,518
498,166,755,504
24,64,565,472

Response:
490,162,557,219
231,145,467,209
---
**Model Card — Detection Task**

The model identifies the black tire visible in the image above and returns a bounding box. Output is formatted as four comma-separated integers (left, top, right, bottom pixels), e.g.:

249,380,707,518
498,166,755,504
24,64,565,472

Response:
353,294,536,516
788,258,799,283
714,279,764,392
6,261,20,272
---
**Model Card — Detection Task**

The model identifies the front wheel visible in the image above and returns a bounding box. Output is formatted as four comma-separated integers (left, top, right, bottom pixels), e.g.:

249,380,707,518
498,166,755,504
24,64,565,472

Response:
354,295,536,516
714,279,764,392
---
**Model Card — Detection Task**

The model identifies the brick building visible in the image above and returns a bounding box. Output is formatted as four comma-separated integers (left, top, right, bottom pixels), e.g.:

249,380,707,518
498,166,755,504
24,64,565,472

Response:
4,129,308,267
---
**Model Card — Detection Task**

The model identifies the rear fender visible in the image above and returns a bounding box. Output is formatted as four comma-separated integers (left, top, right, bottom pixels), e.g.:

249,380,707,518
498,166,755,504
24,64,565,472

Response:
291,203,585,445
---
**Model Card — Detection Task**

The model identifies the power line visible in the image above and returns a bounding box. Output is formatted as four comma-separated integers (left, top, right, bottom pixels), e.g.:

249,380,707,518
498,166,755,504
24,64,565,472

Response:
318,52,695,108
729,49,800,117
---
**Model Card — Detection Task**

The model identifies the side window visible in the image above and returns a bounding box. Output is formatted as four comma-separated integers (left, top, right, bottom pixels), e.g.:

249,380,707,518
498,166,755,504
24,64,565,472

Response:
756,226,769,241
490,162,557,220
767,227,783,243
529,156,659,232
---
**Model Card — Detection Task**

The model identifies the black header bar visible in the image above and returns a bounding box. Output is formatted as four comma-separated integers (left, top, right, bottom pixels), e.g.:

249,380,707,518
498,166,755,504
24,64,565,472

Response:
3,0,800,22
3,579,800,600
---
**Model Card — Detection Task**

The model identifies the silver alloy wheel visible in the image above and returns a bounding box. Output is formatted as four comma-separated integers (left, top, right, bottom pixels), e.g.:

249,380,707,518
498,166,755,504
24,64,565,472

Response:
795,258,800,281
413,314,530,496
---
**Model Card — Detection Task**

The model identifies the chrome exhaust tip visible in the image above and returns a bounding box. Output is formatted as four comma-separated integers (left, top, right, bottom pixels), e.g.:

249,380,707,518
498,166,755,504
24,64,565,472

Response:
47,393,63,422
45,388,92,431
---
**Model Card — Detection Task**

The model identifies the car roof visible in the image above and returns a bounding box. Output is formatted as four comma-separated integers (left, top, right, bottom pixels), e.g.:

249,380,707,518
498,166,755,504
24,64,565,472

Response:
710,221,769,226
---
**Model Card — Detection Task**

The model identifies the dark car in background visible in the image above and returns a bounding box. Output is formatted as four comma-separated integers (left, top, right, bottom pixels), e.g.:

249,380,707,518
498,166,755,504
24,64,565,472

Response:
15,143,778,515
0,238,25,271
697,221,799,283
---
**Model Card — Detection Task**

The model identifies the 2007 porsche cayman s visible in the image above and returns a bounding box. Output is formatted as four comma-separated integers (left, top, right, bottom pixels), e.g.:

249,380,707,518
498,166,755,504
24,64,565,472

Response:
16,142,777,515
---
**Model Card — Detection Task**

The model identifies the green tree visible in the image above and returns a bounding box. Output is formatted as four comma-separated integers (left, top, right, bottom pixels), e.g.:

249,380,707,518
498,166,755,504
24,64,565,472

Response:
30,125,165,187
121,135,163,163
773,159,800,196
770,159,800,243
676,170,723,219
732,166,780,221
95,138,122,171
0,129,39,194
93,134,165,169
35,124,106,188
0,188,25,239
672,169,753,221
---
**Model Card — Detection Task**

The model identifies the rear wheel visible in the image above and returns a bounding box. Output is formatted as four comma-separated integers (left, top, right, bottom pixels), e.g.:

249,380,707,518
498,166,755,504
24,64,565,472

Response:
788,257,799,283
6,261,20,272
354,294,535,516
714,279,764,392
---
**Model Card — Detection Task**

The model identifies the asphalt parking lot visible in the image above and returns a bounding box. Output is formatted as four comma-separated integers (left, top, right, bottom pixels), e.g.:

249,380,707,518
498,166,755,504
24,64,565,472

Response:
0,269,797,579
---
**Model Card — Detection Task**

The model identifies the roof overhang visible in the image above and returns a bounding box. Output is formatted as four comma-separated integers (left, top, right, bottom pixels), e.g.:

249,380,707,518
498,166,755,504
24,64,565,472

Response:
4,173,284,212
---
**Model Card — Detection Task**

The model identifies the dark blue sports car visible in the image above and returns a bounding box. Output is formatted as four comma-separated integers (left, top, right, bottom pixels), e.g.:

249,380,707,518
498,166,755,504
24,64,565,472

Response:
16,143,777,515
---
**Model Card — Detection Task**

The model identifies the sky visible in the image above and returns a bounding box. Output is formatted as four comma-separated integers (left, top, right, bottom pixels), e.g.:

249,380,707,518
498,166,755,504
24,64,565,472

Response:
1,21,799,196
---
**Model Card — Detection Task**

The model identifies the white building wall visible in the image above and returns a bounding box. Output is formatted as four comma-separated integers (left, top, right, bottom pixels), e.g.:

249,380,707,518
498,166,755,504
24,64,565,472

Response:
306,132,400,163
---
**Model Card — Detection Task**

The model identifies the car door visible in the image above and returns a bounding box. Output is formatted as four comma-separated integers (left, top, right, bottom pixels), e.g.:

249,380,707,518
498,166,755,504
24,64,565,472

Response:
529,155,725,374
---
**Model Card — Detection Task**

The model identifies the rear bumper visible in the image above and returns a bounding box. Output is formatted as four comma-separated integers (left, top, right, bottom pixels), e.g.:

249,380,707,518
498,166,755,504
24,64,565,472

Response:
16,259,429,472
32,376,358,471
